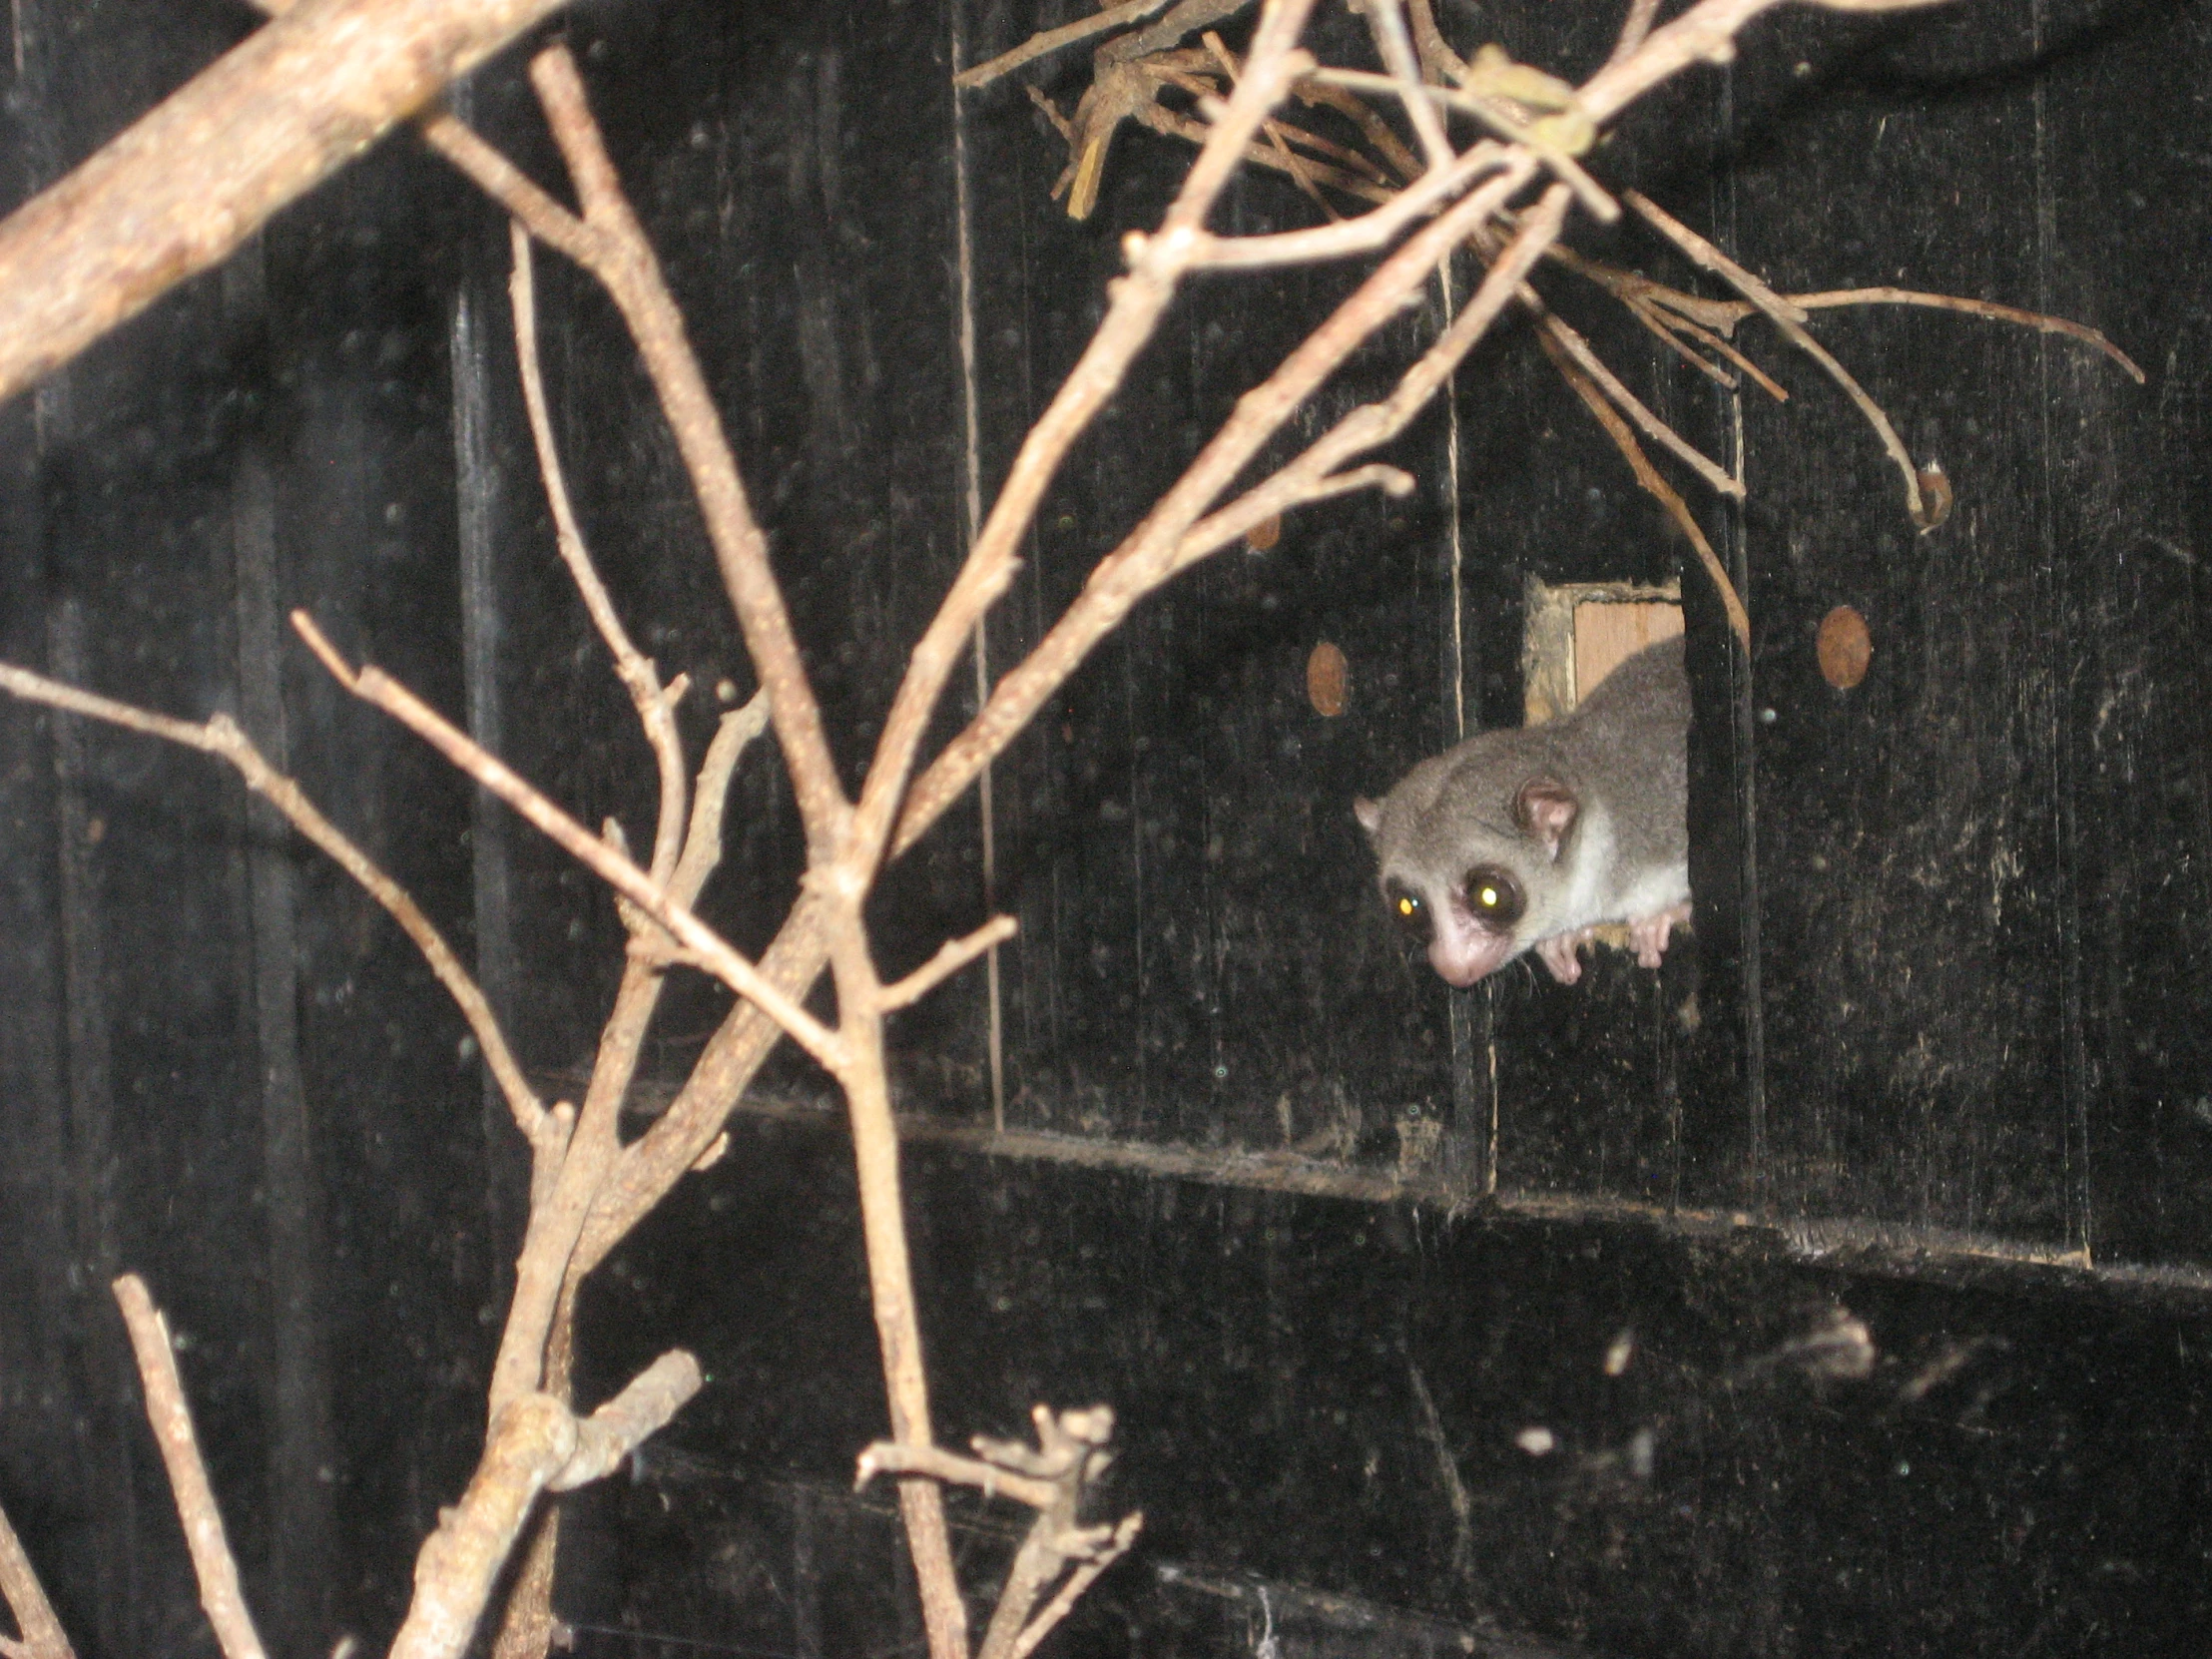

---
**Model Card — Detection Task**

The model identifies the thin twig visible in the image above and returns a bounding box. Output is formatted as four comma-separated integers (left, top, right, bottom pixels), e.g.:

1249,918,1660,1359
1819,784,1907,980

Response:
1133,103,1394,206
1183,143,1503,271
1007,1514,1144,1659
954,0,1178,89
1789,285,2144,381
1098,0,1256,66
892,159,1543,859
1605,0,1668,69
1362,0,1453,170
1535,326,1753,644
389,1355,701,1659
1626,293,1742,388
509,223,690,883
855,0,1320,878
1404,0,1470,83
855,1442,1060,1509
1306,68,1616,221
1626,188,1931,526
113,1277,269,1659
879,916,1020,1013
524,47,852,851
1533,303,1743,497
1199,35,1336,219
1172,184,1563,573
1293,77,1423,182
289,613,848,1074
670,691,773,908
0,1502,72,1659
0,662,548,1142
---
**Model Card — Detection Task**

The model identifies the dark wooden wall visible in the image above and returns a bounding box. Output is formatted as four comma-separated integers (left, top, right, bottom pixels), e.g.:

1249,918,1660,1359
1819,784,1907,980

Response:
0,0,2207,1654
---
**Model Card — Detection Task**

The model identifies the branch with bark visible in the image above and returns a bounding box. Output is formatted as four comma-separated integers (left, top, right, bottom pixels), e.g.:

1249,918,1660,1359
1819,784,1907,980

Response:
969,0,2138,640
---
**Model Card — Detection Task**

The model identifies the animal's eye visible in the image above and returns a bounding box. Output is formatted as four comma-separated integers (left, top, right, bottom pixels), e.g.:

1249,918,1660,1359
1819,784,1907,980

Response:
1462,865,1524,928
1383,878,1431,944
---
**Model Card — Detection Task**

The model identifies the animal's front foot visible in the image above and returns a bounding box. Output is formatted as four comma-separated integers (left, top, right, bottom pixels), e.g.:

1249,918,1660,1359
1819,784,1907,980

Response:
1627,901,1694,969
1535,928,1596,984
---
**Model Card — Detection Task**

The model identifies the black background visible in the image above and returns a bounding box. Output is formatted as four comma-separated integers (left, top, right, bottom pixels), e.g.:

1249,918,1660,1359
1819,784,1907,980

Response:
0,0,2207,1653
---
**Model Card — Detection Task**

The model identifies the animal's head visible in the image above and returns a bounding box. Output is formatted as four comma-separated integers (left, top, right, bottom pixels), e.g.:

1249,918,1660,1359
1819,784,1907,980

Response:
1355,774,1579,985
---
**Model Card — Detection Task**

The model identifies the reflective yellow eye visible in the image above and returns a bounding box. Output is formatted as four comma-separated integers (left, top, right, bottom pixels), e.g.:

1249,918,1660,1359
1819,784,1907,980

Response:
1397,896,1415,917
1477,884,1500,908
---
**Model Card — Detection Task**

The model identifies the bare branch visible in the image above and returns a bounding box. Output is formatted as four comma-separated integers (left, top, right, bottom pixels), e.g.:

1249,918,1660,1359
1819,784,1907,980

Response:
509,223,690,883
0,1501,73,1659
1176,142,1503,273
892,161,1546,859
1605,0,1669,69
1098,0,1258,66
879,916,1020,1013
670,690,774,908
1577,0,1788,121
1362,0,1454,170
851,0,1322,881
548,1351,706,1489
0,662,548,1142
855,1443,1060,1510
525,46,853,850
1306,68,1617,220
289,613,849,1074
1535,325,1753,645
0,0,571,408
1132,101,1394,206
113,1277,269,1659
575,901,833,1275
1404,0,1471,83
1626,189,1933,526
389,1354,700,1659
1789,286,2145,381
1531,302,1743,497
955,0,1179,89
1173,188,1566,574
1006,1515,1144,1659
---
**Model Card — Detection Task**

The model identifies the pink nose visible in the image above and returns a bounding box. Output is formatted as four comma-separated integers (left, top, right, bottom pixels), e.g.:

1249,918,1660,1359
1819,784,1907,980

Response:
1429,932,1512,986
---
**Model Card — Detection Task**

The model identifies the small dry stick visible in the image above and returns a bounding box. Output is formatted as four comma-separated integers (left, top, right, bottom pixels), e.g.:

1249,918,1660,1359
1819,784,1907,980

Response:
1362,0,1454,170
955,0,1178,89
0,1501,73,1659
860,1406,1143,1659
1172,183,1567,574
1405,0,1471,82
1309,67,1617,221
892,160,1545,858
1536,325,1752,644
879,916,1021,1013
0,663,548,1142
289,612,848,1074
1007,1515,1144,1659
1532,302,1743,497
1605,0,1668,69
1787,286,2144,380
113,1277,269,1659
1624,188,1933,526
509,222,690,882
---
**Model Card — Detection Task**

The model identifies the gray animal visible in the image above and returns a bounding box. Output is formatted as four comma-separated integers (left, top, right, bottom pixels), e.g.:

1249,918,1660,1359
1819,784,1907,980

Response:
1355,636,1691,986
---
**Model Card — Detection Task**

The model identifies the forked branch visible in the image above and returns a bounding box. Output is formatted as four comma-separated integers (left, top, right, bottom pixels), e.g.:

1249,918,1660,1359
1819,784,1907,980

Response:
0,664,548,1144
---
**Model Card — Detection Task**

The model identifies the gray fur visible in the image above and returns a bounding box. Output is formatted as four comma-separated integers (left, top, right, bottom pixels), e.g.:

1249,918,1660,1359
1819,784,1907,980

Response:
1356,635,1690,985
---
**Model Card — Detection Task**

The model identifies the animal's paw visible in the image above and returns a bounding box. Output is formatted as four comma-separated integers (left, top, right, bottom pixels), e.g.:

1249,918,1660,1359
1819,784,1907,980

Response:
1535,928,1596,985
1627,901,1694,969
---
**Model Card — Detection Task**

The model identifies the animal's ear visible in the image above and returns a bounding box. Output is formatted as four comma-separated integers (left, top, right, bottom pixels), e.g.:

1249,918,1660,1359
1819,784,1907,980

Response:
1513,778,1579,859
1354,797,1382,836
